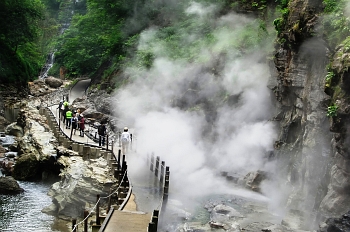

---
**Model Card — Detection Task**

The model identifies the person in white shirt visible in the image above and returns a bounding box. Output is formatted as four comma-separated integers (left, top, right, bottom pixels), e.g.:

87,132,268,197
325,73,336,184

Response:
121,127,131,155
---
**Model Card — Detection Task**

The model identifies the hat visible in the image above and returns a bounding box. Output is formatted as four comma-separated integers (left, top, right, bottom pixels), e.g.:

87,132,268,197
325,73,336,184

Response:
124,127,128,130
60,100,63,103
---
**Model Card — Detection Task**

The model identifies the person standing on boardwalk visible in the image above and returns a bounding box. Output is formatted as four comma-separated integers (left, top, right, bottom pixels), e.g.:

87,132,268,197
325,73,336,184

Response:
71,113,78,134
57,100,63,119
62,100,69,123
65,108,72,129
78,114,85,137
98,122,106,146
121,127,131,155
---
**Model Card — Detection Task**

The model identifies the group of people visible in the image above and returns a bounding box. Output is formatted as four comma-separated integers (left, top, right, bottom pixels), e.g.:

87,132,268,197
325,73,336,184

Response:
58,99,85,137
58,99,131,154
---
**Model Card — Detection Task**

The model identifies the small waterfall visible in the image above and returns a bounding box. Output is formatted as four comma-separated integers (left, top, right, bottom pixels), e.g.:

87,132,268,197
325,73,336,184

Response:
39,52,55,79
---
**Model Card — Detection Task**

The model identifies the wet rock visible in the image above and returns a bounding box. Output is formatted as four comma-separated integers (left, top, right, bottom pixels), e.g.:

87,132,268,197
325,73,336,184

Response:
5,122,24,137
318,210,350,232
44,76,63,88
0,176,24,194
239,170,268,193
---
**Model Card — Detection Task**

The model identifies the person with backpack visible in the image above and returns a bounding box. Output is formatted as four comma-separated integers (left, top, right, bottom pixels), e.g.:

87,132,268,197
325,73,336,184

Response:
98,122,106,146
121,127,131,155
71,113,78,134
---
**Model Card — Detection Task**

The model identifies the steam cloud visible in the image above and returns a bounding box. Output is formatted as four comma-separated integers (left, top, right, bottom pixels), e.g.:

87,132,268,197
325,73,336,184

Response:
113,1,277,202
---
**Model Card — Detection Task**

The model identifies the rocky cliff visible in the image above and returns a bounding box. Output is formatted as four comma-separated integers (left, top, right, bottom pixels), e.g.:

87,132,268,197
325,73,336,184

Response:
272,0,350,229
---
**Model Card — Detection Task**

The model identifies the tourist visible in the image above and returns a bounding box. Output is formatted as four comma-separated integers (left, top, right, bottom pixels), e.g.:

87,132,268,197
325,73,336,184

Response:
79,114,85,137
121,127,131,155
98,122,106,146
65,108,72,129
71,113,78,134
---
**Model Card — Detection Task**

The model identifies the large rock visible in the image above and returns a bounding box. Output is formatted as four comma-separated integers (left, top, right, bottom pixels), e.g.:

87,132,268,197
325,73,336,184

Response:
44,76,63,88
5,122,23,137
43,155,118,218
0,176,24,194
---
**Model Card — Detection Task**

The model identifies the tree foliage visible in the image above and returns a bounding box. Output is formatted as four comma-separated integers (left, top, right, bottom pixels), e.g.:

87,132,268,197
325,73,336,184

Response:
0,0,44,84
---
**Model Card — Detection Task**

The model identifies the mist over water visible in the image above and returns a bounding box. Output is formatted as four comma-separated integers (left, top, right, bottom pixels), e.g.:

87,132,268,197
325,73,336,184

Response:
114,0,280,225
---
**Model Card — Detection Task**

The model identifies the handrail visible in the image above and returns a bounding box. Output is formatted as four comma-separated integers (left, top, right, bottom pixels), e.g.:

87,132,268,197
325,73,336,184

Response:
40,105,132,232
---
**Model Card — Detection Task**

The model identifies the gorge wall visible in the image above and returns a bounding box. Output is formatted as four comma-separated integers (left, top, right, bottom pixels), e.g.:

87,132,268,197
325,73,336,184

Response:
272,0,350,228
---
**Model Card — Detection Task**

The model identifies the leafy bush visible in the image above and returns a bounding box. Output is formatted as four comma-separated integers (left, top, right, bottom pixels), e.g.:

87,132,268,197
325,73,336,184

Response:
327,104,338,117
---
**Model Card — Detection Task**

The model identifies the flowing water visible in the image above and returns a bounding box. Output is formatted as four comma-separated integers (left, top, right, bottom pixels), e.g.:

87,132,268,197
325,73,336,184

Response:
0,181,70,232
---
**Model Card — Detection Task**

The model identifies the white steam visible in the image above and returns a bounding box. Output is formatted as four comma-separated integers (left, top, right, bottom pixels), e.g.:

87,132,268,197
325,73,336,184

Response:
113,2,277,200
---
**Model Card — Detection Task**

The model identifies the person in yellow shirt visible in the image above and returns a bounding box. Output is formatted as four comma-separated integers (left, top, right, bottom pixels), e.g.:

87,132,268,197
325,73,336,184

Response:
65,109,72,129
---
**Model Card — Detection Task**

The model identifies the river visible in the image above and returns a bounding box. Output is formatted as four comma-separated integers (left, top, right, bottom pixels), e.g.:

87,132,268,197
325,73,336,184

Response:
0,180,70,232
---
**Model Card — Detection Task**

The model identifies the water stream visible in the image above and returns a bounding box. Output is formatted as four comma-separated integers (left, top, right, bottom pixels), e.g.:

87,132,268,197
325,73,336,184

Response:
0,181,70,232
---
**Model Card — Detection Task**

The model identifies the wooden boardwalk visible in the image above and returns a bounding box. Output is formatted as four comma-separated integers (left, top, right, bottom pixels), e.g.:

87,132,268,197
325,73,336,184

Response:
48,105,154,232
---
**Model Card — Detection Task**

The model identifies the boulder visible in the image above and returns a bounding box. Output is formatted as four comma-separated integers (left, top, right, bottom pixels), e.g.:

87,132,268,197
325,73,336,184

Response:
238,170,268,193
5,122,23,137
45,76,63,88
43,156,118,218
0,176,24,194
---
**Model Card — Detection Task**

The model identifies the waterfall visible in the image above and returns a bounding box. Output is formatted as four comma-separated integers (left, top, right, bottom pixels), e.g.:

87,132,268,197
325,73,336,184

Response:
39,52,55,79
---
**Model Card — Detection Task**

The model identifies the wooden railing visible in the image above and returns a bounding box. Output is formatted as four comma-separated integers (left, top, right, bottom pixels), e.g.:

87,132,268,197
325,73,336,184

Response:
147,153,171,232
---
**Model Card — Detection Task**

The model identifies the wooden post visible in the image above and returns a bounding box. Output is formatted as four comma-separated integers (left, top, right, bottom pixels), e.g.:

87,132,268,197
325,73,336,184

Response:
118,131,121,147
130,133,133,151
107,189,112,213
152,210,159,231
72,218,77,232
70,122,73,140
118,149,121,170
84,210,88,232
96,194,101,225
155,156,160,177
150,153,154,171
106,135,109,150
148,222,156,232
160,161,165,185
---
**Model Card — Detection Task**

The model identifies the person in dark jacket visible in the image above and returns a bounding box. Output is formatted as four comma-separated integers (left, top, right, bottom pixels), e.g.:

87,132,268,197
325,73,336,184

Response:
98,122,106,146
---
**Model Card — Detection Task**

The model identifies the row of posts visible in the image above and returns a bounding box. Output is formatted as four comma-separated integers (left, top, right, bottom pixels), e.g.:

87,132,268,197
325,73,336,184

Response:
148,153,170,232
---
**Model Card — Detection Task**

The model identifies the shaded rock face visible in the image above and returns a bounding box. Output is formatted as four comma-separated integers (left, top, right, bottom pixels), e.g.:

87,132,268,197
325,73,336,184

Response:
271,0,334,229
318,41,350,218
318,211,350,232
0,176,24,194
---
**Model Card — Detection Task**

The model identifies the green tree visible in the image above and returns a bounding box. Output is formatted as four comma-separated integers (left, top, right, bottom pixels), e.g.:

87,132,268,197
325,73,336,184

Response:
0,0,44,84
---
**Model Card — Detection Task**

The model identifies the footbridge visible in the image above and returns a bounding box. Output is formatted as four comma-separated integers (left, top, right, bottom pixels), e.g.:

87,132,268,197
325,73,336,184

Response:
39,84,170,232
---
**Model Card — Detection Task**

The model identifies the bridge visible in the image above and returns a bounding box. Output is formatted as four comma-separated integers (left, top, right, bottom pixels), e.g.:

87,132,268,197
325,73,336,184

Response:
40,80,170,232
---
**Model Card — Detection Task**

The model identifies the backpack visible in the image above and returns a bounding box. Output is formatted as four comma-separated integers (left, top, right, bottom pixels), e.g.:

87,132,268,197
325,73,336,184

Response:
121,133,129,142
98,125,105,135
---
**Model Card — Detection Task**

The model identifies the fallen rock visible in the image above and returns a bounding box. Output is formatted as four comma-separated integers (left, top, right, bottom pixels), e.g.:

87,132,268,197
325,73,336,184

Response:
0,176,24,194
45,76,63,88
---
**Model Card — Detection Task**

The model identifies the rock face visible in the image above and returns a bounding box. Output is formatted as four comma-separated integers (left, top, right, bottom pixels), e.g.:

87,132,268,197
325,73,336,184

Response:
271,0,335,229
0,176,24,194
43,154,117,218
